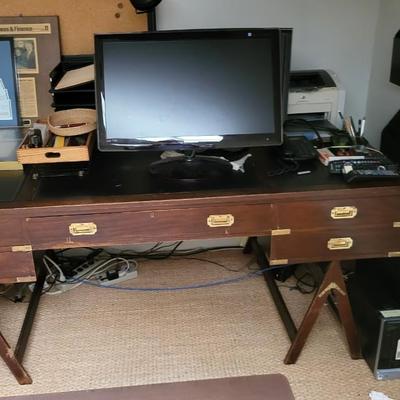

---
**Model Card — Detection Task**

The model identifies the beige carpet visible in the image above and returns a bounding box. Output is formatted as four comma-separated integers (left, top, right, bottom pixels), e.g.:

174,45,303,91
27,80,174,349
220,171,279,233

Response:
1,250,400,399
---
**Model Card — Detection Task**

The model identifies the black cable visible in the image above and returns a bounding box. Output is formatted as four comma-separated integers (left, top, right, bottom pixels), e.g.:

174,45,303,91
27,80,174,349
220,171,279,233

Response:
293,266,317,294
46,244,253,288
104,244,244,260
267,158,299,177
286,118,345,135
176,256,246,273
284,118,324,147
44,244,253,287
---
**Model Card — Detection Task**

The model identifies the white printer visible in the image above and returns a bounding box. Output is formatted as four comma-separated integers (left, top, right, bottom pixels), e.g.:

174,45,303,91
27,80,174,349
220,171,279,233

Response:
287,69,345,128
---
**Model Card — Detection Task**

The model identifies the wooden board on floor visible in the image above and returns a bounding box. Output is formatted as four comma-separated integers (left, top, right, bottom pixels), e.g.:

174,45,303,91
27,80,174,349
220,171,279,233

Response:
3,375,295,400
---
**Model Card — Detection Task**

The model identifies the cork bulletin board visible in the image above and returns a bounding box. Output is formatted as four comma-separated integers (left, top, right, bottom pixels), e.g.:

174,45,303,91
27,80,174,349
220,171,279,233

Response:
0,0,147,55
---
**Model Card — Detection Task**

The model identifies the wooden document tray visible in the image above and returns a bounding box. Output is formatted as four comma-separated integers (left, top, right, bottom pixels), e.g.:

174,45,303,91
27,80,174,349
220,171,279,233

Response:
17,132,94,164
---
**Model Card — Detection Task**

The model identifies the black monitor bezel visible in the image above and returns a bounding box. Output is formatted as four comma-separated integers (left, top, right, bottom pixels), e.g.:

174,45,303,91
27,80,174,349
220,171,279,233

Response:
95,28,283,152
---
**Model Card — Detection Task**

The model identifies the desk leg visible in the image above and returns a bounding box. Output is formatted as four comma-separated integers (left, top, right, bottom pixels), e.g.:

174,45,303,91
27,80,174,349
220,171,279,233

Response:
248,237,298,341
0,332,32,384
0,253,46,384
246,238,361,364
284,260,361,364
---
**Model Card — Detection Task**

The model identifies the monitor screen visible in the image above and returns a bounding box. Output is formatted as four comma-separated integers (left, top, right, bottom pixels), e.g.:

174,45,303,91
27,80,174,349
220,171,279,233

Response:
95,29,283,151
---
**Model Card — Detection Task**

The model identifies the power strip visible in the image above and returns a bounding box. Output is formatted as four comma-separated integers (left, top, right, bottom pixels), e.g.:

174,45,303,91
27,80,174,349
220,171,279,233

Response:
96,261,138,287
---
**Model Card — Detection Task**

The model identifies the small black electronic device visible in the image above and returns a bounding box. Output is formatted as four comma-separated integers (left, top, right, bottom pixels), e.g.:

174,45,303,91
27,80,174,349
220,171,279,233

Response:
280,136,317,161
27,129,43,148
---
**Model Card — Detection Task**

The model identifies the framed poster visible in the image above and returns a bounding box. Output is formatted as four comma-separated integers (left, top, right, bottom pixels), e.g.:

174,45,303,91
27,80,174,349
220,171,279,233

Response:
0,16,61,125
0,37,19,127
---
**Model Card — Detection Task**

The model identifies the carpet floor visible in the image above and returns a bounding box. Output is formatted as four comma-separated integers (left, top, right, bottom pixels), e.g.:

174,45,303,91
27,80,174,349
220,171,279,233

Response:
1,250,399,399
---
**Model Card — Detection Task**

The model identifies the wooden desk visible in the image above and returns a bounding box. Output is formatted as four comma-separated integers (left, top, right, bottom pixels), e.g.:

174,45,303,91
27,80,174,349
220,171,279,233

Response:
1,148,400,384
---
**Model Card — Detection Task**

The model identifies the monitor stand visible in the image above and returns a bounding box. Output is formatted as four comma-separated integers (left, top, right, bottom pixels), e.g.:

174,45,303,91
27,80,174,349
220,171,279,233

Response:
149,151,233,183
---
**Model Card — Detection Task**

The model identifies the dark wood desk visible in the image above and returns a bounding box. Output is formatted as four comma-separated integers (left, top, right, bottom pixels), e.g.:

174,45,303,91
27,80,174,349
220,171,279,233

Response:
1,148,400,384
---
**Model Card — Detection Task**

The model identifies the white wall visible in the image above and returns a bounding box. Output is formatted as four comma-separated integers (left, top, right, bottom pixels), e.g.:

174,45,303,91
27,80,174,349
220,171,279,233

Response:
157,0,380,122
365,1,400,147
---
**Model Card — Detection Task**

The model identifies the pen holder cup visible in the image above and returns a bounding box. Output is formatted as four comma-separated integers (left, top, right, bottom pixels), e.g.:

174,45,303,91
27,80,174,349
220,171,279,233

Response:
332,134,368,147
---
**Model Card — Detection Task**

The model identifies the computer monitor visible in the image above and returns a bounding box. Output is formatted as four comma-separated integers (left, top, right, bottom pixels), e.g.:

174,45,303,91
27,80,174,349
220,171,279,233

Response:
95,29,284,153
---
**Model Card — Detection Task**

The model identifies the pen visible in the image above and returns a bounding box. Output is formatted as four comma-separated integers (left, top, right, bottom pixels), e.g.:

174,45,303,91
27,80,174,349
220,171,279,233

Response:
55,122,87,129
344,116,357,145
357,119,362,136
297,170,311,175
350,116,357,136
360,117,366,137
338,111,344,121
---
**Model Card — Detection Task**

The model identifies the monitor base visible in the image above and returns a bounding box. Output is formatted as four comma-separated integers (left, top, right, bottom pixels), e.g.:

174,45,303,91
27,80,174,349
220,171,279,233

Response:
149,155,233,183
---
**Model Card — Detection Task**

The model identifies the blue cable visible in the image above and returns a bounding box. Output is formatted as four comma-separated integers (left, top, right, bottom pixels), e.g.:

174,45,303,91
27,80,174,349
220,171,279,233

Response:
80,264,287,292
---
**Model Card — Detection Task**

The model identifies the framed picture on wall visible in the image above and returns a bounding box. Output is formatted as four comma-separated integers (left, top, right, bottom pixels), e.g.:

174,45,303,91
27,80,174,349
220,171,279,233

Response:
0,37,20,127
0,16,61,125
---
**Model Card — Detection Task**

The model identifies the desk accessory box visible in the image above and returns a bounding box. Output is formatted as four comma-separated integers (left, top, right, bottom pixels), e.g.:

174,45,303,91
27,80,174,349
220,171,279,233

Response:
17,131,94,164
17,108,96,164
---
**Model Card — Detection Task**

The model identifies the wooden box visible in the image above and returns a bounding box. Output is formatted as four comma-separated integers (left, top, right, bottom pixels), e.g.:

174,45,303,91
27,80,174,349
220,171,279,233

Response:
17,132,94,164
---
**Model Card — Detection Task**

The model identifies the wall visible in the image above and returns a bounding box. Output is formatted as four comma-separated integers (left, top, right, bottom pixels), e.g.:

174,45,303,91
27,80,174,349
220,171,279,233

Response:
157,0,379,123
365,1,400,147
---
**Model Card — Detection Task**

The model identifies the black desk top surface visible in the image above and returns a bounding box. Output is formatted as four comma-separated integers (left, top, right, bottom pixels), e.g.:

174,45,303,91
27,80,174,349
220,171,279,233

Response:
1,147,399,209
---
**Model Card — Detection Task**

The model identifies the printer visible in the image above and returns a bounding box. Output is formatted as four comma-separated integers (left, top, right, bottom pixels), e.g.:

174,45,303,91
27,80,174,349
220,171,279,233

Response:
287,69,345,128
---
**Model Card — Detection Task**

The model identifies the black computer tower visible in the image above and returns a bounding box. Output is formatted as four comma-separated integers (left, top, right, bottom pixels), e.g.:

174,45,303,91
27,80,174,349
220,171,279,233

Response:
348,259,400,380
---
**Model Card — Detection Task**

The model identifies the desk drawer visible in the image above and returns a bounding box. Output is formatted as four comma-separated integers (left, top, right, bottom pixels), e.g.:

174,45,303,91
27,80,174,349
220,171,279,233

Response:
0,216,28,247
0,250,36,284
268,226,400,265
277,197,400,230
26,204,275,249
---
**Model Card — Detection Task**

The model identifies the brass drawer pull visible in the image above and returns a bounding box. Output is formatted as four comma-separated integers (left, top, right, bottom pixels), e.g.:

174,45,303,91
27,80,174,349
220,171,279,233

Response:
207,214,234,228
330,206,358,219
69,222,97,236
327,237,353,250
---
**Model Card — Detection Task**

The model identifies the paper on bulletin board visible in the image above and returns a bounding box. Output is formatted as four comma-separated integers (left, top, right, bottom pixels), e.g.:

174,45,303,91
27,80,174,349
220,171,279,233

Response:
0,78,13,121
14,37,40,75
0,23,52,35
0,16,61,122
0,39,19,126
18,77,38,118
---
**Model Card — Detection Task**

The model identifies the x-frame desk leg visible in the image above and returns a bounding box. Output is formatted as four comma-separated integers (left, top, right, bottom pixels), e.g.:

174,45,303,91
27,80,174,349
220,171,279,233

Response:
0,332,32,384
246,237,361,364
284,259,361,363
0,253,46,384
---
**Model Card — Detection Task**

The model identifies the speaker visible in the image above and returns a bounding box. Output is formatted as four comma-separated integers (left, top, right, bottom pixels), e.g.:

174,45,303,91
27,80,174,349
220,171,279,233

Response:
380,109,400,162
390,30,400,86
